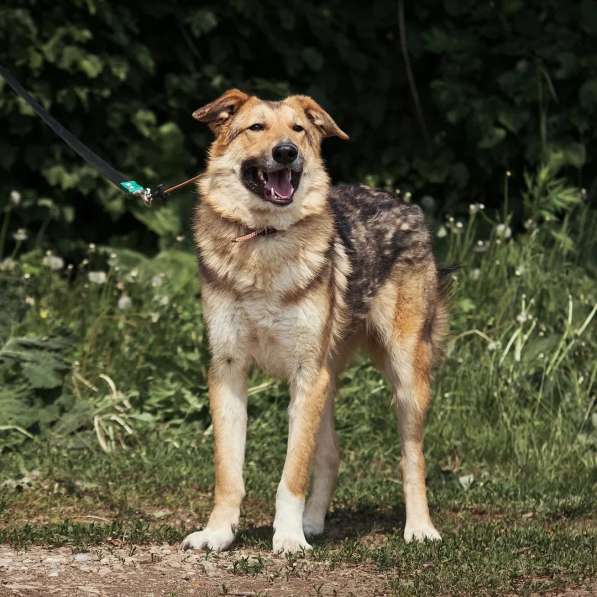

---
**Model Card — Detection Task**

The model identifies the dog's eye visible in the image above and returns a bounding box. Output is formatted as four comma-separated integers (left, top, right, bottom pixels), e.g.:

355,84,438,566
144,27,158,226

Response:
292,124,304,132
249,123,265,132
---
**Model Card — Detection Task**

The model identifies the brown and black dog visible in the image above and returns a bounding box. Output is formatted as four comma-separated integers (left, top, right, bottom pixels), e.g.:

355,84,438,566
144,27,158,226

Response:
181,90,447,554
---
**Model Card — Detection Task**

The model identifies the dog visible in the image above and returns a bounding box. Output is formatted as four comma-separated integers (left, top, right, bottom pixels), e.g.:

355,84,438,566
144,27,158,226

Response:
181,89,447,554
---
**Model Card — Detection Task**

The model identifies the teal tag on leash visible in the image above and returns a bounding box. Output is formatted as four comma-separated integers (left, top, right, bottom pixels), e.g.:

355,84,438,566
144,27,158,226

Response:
120,180,145,193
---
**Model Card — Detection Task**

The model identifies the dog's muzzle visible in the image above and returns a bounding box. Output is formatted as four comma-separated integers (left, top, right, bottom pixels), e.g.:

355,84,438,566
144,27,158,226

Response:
241,151,303,206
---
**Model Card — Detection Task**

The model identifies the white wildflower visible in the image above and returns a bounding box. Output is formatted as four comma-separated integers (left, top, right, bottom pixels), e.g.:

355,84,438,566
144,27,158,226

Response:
10,190,21,205
470,268,481,280
88,271,107,285
88,243,96,253
42,255,65,271
0,258,16,272
496,224,512,239
403,191,412,203
117,294,132,310
488,341,499,351
25,296,36,306
176,235,185,243
150,312,160,323
436,226,447,238
13,228,28,242
474,240,488,253
159,295,170,307
151,273,165,288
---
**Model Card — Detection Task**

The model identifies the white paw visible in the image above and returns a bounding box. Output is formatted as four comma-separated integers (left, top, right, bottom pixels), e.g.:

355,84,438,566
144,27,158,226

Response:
302,515,325,537
272,531,312,555
181,527,235,552
404,522,442,543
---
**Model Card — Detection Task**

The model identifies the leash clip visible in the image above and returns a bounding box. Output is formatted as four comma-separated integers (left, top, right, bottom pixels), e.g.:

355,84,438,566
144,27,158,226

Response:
137,184,168,207
138,187,154,206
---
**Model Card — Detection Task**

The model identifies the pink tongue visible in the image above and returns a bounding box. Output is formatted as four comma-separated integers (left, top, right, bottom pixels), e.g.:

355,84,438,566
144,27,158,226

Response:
265,169,293,199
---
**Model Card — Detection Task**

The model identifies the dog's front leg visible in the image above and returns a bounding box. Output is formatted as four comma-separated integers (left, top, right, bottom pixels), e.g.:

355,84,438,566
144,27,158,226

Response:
182,358,247,552
273,366,331,554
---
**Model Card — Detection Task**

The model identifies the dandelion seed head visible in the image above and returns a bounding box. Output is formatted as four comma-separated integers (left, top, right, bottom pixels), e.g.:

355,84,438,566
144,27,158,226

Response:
10,190,21,205
151,273,165,288
42,255,65,271
0,258,16,272
13,228,28,242
118,294,132,310
88,271,107,285
496,224,512,239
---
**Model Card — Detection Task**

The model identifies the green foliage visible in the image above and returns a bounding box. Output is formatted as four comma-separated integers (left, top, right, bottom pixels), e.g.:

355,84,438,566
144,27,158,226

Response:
0,167,594,486
1,1,596,255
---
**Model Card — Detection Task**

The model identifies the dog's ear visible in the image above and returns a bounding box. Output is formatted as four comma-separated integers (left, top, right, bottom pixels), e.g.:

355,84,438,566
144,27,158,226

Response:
192,89,250,133
291,95,349,141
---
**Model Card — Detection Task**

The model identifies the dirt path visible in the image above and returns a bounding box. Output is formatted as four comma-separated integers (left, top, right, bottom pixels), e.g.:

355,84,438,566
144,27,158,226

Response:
0,544,392,596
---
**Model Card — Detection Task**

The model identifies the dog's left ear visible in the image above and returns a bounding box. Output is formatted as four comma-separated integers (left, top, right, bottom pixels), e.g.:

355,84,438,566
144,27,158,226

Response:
193,89,250,133
292,95,349,141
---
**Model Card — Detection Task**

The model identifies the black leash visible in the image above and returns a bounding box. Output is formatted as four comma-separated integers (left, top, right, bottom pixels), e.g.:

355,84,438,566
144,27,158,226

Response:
0,64,199,206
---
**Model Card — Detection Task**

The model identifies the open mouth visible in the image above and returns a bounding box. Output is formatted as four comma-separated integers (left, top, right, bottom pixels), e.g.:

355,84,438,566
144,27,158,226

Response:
241,162,302,206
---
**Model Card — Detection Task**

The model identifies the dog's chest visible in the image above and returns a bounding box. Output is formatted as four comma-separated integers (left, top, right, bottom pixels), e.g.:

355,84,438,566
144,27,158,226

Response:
236,293,324,377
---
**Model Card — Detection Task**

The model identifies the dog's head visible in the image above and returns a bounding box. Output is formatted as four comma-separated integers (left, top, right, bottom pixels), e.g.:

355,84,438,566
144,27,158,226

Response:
193,90,348,229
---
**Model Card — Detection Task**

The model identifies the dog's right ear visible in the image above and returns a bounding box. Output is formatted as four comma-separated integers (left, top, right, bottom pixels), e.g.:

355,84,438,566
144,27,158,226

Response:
192,89,250,133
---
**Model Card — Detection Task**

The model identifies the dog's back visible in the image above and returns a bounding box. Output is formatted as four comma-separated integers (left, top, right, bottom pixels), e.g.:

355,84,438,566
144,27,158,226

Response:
330,184,434,319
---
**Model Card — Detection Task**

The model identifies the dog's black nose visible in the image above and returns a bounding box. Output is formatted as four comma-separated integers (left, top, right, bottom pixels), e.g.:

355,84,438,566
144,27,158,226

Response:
272,142,298,165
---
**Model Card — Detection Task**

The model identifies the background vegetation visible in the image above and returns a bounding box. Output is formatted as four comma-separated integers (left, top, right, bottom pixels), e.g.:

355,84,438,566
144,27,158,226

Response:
2,0,597,254
0,1,595,594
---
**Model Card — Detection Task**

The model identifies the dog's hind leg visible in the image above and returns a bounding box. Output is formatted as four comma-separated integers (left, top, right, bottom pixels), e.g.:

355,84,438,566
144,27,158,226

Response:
369,275,442,543
303,391,339,537
182,358,248,552
389,340,441,543
273,366,332,554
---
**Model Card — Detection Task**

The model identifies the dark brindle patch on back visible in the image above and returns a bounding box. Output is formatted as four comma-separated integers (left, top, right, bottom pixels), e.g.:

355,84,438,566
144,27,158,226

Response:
330,184,433,317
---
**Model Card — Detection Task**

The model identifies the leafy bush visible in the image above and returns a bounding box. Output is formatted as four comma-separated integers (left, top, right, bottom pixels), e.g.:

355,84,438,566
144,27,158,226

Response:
1,1,596,256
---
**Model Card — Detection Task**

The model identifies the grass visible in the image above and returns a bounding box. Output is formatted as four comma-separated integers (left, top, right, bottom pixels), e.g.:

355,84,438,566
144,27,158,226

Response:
0,163,595,594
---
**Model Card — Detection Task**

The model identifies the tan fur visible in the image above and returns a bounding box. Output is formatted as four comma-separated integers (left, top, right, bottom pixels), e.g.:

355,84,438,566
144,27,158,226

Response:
182,90,447,554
